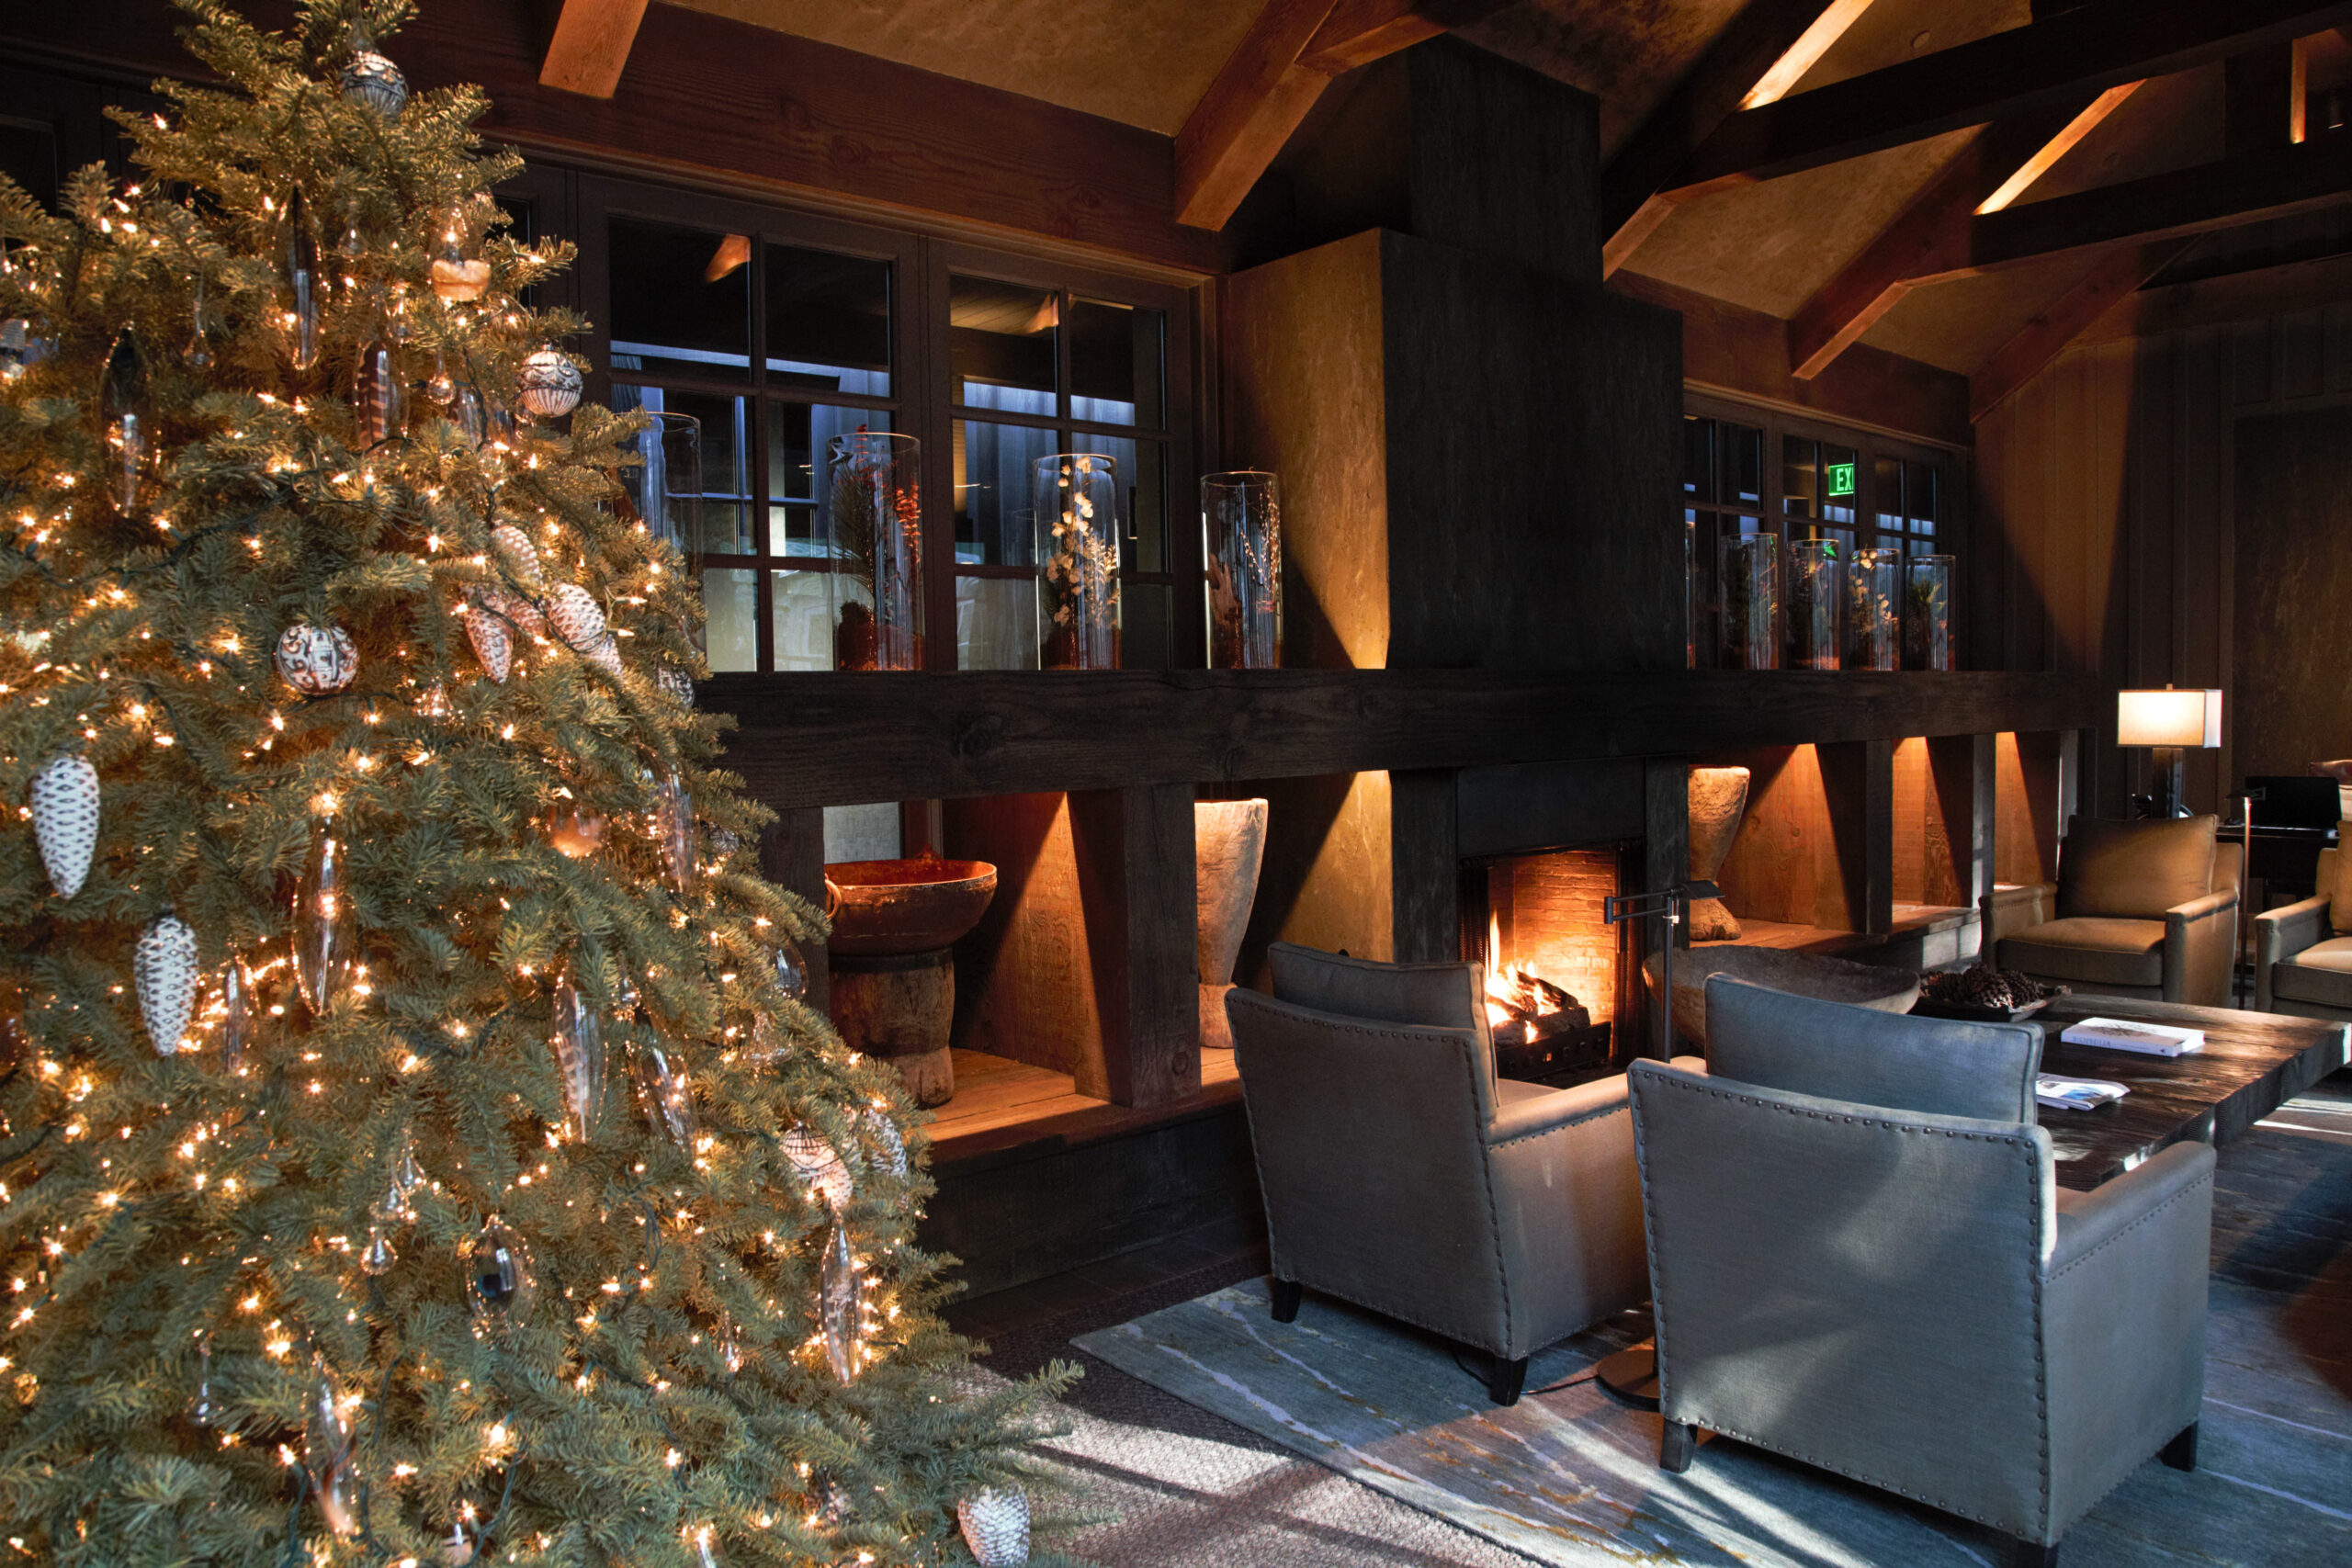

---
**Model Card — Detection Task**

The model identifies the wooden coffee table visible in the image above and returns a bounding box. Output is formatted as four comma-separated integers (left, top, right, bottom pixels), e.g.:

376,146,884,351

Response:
2031,995,2347,1190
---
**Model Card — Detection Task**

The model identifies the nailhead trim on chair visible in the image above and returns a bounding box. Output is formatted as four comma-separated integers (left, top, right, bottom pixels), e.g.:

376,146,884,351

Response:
1631,1071,2058,1540
2046,1175,2214,1283
1487,1099,1629,1150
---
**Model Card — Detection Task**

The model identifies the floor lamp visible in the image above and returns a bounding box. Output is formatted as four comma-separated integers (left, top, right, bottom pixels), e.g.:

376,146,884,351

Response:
1590,878,1717,1407
2118,686,2221,818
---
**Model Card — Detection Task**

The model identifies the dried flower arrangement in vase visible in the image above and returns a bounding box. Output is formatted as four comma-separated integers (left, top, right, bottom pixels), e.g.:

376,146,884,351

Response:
827,430,924,670
1035,452,1120,669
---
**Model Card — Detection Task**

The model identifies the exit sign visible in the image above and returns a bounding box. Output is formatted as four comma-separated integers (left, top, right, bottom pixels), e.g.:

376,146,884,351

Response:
1826,460,1857,498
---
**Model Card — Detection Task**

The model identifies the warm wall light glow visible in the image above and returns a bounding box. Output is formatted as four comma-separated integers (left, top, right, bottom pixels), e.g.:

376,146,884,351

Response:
1740,0,1882,109
2116,688,2221,749
704,234,750,283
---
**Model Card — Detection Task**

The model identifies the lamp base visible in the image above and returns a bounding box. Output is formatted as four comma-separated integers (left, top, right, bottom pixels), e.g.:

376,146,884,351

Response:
1594,1342,1660,1408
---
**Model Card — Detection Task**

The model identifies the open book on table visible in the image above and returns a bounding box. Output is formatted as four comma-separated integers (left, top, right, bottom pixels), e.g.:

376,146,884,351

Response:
2037,1075,2130,1112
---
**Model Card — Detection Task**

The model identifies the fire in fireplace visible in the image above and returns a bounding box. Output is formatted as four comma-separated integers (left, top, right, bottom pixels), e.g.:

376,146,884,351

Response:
1464,844,1634,1083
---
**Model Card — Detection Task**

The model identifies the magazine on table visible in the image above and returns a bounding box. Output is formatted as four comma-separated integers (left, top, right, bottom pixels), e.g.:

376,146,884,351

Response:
2058,1017,2205,1056
2037,1075,2131,1112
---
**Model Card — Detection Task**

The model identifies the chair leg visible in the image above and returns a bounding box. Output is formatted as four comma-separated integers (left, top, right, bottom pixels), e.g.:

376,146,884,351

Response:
1487,1354,1529,1406
1268,1278,1303,1323
2010,1538,2059,1568
2160,1420,2199,1472
1659,1420,1698,1473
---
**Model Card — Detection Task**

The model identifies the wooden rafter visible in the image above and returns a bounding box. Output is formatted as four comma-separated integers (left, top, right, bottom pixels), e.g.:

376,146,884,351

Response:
1600,0,1871,276
1970,240,2196,420
1668,0,2352,202
1174,0,1515,230
538,0,649,99
1786,87,2139,380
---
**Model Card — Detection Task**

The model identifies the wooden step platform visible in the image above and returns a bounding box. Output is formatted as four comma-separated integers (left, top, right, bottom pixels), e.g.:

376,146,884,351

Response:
926,1047,1242,1165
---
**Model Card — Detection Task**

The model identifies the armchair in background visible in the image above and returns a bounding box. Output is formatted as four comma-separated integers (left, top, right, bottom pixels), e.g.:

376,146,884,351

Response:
1629,977,2211,1568
1225,942,1656,1405
1996,814,2240,1007
2255,844,2352,1021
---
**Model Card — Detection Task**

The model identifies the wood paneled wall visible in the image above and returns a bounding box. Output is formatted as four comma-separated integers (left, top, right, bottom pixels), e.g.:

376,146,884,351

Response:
1973,303,2352,818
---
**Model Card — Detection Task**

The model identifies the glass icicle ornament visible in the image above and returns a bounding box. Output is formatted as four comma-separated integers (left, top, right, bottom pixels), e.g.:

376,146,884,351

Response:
430,209,488,302
354,330,401,447
304,1359,360,1537
633,1043,696,1148
191,1337,214,1427
185,273,212,371
359,1224,396,1275
820,1221,858,1383
548,975,607,1142
775,940,807,1001
466,1214,536,1322
294,820,356,1014
453,382,486,445
0,314,26,381
283,187,321,371
424,348,456,405
655,768,694,893
219,953,250,1071
101,327,149,511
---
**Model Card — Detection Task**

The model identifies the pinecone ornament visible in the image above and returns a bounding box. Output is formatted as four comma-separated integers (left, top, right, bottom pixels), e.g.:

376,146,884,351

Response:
956,1487,1030,1567
546,583,607,654
481,586,545,639
491,523,546,594
465,602,513,683
583,632,624,677
864,1108,908,1179
135,912,198,1055
29,751,99,898
517,345,582,419
658,666,694,705
276,623,359,695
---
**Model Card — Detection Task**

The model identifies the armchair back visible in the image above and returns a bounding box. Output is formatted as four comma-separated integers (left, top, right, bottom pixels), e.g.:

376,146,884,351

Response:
1703,975,2042,1122
2057,815,2220,919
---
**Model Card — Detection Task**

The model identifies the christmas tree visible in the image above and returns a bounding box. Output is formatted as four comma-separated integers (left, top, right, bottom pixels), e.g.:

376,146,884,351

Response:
0,3,1076,1562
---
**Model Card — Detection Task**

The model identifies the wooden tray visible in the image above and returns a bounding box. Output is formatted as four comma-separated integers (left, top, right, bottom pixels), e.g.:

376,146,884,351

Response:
1910,995,2055,1024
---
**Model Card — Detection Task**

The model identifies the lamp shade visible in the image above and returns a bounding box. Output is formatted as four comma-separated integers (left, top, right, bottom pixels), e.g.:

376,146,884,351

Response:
2117,687,2222,749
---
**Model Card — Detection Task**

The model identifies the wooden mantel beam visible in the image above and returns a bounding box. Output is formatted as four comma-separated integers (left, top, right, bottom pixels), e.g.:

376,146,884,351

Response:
538,0,648,99
1601,0,1871,277
1669,0,2352,202
1174,0,1514,231
1787,86,2138,380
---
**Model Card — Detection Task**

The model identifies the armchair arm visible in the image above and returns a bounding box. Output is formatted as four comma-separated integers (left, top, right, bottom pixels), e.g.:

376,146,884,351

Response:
1486,1073,1625,1146
2163,887,2238,1007
2255,894,2333,1011
2048,1140,2216,1276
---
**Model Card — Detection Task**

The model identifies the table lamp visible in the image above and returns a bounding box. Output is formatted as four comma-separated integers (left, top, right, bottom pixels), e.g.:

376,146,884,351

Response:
2117,686,2221,818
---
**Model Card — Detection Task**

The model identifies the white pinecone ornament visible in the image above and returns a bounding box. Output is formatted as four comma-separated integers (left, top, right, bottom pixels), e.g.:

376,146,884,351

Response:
865,1108,908,1179
134,913,198,1055
583,633,624,678
491,524,547,594
481,586,546,639
465,602,513,683
956,1487,1029,1567
29,751,99,898
546,583,607,654
658,666,694,705
276,623,359,695
784,1123,853,1211
517,346,582,419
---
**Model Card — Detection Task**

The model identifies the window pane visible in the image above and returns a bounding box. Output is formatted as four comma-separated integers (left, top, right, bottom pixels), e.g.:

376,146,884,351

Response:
766,403,890,558
954,419,1057,565
1724,422,1763,507
0,119,61,212
608,218,752,382
613,385,752,554
764,243,890,396
1077,434,1162,574
951,275,1057,414
1782,436,1818,520
771,570,833,671
1124,581,1172,669
1068,298,1164,428
1683,417,1715,502
1820,445,1858,525
702,567,759,671
1908,459,1940,527
1874,454,1905,537
956,576,1039,671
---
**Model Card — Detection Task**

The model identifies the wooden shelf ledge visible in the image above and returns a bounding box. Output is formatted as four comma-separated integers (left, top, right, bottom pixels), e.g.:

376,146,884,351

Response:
926,1048,1244,1170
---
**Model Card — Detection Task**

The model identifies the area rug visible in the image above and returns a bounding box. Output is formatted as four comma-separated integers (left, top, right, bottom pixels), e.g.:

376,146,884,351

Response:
1072,1089,2352,1567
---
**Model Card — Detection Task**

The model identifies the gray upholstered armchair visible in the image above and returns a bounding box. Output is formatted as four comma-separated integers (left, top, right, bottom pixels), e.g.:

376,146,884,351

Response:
1996,814,2241,1007
1629,977,2211,1568
2256,845,2352,1021
1225,942,1652,1404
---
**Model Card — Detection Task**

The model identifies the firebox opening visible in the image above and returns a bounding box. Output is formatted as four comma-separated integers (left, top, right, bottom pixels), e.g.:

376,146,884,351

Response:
1462,842,1635,1087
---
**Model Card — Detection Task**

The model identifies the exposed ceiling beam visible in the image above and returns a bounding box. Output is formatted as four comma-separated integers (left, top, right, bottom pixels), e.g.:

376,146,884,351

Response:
1956,135,2352,277
1971,239,2196,420
538,0,648,99
2224,39,2309,153
1668,0,2352,203
1786,87,2139,380
1174,0,1515,230
1600,0,1874,277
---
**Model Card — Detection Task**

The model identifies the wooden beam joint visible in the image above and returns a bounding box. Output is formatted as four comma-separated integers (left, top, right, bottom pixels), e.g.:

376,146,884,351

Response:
538,0,649,99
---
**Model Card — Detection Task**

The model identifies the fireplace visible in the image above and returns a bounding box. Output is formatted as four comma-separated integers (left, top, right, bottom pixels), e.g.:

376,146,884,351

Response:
1462,842,1635,1084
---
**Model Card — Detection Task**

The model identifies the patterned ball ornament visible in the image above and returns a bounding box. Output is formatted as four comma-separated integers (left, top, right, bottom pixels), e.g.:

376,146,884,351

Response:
956,1488,1031,1567
29,751,99,899
134,912,198,1055
785,1123,853,1211
276,623,358,695
339,46,408,117
517,345,582,419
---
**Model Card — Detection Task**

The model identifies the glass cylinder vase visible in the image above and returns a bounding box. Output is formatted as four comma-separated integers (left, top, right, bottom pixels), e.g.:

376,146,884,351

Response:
1904,553,1954,671
1718,531,1780,671
620,412,704,658
1785,539,1842,671
1203,470,1282,669
1846,547,1900,671
1035,453,1120,670
827,431,925,671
